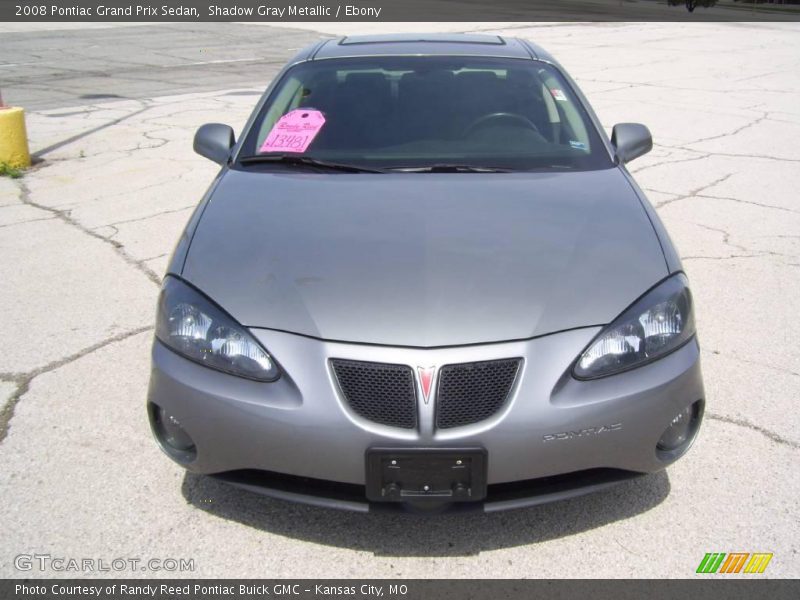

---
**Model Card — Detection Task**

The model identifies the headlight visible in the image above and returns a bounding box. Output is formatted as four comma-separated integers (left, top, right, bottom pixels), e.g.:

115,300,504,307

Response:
573,274,695,379
155,276,280,382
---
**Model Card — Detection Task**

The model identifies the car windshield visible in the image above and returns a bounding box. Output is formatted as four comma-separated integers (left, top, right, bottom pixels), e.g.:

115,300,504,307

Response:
238,56,614,171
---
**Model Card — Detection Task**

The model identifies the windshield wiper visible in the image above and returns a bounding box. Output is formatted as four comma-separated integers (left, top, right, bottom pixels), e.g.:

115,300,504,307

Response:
387,164,514,173
239,154,385,173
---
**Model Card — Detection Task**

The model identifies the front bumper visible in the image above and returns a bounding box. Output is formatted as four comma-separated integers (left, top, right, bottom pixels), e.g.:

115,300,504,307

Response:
147,326,704,510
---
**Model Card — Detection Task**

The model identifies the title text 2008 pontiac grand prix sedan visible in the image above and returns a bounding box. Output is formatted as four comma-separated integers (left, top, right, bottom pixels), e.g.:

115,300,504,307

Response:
147,34,704,513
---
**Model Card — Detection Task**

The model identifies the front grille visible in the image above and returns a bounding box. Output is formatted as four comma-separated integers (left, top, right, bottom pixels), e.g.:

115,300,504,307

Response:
331,359,417,429
436,358,522,429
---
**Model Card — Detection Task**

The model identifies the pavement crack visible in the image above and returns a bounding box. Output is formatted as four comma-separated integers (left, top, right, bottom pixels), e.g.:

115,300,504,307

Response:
15,179,161,286
706,413,800,451
103,204,196,228
654,138,800,164
614,538,638,556
672,146,800,164
692,222,746,251
686,110,769,147
631,150,711,175
0,325,154,444
654,173,733,210
139,129,170,150
696,193,800,215
682,254,764,262
0,215,57,229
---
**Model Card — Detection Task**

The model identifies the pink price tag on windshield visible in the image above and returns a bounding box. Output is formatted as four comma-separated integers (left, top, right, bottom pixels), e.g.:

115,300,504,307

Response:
259,109,326,153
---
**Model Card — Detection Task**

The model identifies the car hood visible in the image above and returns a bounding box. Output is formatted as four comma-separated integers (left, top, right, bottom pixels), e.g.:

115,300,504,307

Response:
182,168,668,347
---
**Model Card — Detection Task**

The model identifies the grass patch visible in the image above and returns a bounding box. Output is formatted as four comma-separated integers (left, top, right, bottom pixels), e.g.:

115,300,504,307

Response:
0,162,24,179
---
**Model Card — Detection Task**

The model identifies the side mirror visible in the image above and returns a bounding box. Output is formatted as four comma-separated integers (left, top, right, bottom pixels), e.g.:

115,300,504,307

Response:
194,123,235,165
611,123,652,164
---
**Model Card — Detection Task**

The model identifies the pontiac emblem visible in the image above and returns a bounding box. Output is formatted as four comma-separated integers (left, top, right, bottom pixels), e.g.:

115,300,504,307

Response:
418,366,435,404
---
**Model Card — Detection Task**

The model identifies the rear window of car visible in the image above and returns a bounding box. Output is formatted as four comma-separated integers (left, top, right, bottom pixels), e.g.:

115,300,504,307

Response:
239,56,613,172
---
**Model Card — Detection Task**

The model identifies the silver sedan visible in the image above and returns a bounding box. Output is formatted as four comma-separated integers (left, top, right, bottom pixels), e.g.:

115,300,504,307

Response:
147,34,704,513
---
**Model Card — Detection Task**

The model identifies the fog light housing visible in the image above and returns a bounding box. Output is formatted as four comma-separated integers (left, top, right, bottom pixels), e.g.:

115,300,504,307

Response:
657,400,703,458
150,403,196,462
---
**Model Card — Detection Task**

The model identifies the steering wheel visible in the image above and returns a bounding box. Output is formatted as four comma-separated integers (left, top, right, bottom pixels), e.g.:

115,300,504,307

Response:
462,112,540,138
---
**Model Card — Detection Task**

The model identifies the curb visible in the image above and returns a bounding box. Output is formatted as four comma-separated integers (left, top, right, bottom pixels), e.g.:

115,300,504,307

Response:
0,106,32,169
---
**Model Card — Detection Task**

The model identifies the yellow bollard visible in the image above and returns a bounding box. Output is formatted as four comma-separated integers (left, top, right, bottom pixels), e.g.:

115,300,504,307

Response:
0,107,32,169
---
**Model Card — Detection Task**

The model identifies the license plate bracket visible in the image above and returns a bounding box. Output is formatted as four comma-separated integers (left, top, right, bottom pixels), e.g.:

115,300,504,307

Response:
366,448,487,503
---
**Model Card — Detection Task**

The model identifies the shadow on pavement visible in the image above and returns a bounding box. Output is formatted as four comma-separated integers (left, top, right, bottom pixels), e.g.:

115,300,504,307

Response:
181,470,669,556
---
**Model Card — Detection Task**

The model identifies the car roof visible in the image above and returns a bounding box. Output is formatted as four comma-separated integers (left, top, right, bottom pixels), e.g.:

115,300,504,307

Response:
307,33,549,61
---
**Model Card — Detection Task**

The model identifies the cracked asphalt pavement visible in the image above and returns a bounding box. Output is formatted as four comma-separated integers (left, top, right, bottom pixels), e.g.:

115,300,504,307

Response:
0,22,798,578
